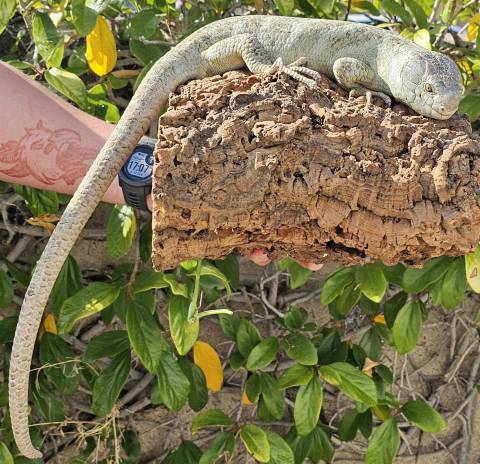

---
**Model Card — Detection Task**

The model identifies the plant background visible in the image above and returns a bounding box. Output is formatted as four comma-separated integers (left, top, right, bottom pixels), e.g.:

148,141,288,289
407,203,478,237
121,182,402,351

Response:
1,0,480,463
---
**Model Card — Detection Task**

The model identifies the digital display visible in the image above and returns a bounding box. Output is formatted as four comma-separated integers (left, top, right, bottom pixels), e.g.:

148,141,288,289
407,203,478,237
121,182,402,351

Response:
126,151,153,179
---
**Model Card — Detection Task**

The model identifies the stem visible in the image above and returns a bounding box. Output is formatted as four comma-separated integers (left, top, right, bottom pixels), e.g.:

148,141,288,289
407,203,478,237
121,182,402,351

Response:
198,308,233,319
187,260,203,320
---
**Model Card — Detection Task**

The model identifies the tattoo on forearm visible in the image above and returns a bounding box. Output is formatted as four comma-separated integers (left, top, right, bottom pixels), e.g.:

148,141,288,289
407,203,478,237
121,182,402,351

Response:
0,120,97,185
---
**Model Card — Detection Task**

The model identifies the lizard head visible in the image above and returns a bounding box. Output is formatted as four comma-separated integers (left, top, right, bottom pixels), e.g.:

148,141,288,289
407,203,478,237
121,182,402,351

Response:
394,50,463,120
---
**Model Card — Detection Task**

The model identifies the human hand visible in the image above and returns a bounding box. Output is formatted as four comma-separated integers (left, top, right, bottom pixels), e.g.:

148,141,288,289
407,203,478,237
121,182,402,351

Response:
248,248,323,271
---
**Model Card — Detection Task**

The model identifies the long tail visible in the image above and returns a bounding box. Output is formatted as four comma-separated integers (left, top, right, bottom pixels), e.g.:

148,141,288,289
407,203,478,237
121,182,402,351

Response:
9,48,198,459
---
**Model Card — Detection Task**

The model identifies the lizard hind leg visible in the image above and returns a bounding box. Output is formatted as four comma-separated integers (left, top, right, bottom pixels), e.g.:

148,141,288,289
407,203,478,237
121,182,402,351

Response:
268,57,320,88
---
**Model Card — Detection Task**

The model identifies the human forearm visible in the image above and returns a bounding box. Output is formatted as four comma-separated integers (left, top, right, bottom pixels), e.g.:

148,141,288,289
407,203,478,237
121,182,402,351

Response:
0,62,129,206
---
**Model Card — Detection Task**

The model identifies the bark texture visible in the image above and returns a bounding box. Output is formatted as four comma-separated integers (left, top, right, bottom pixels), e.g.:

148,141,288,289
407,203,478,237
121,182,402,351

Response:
152,71,480,270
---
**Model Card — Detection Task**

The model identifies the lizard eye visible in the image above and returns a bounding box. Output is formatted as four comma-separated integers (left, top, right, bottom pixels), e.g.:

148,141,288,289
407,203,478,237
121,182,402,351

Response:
424,83,433,93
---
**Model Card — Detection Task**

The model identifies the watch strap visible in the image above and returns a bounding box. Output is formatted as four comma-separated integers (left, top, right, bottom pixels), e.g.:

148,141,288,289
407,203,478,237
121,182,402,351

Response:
121,181,151,211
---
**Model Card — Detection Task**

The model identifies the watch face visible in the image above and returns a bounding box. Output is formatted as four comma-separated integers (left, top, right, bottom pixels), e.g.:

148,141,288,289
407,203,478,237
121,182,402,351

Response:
125,149,154,180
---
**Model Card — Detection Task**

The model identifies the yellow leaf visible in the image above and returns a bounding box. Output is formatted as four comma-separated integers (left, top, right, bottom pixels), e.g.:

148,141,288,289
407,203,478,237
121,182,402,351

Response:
242,389,254,405
86,16,117,76
467,13,480,42
373,314,386,325
193,341,223,392
362,357,380,377
43,313,58,334
27,214,60,235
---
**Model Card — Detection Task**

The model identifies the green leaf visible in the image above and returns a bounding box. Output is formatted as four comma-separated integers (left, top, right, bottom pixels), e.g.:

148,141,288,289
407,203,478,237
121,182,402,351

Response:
83,330,129,362
31,378,65,423
39,333,81,395
126,298,166,373
358,410,373,438
365,418,400,464
413,28,431,49
197,263,231,297
401,400,446,432
284,307,308,329
0,0,15,35
308,426,335,463
3,258,30,287
178,358,208,412
122,429,140,458
130,9,158,39
402,257,452,293
168,295,199,356
466,243,480,293
391,300,423,354
338,409,359,441
13,185,59,215
32,12,64,67
278,258,312,289
51,255,83,318
359,328,383,361
45,67,88,108
265,430,294,464
236,319,262,358
107,205,136,258
403,0,428,28
161,441,202,464
0,271,13,308
247,337,279,371
71,0,98,35
240,425,270,463
274,0,294,15
191,409,234,433
0,316,17,344
218,313,241,341
328,282,361,319
214,254,240,290
162,273,189,297
0,442,13,464
321,268,356,305
319,362,377,406
438,258,467,309
140,219,152,262
381,0,413,25
383,292,408,328
355,263,387,303
283,333,318,366
460,95,480,122
245,373,262,403
278,364,314,389
199,431,235,464
92,349,131,417
153,352,190,411
132,271,169,293
259,374,285,420
294,373,323,436
58,282,121,333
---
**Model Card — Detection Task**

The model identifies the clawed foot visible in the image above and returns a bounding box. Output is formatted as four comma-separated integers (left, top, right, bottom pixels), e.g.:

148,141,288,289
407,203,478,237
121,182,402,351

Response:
269,57,320,89
349,88,391,107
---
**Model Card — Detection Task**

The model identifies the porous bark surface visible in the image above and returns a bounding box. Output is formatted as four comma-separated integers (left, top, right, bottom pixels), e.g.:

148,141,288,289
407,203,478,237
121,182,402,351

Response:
152,71,480,270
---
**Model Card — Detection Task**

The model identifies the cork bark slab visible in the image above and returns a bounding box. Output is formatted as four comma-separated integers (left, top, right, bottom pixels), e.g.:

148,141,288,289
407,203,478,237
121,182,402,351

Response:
152,71,480,270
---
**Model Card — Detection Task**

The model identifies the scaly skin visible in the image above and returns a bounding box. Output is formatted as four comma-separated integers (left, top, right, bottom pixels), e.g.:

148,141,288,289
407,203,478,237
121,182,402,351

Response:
9,16,463,458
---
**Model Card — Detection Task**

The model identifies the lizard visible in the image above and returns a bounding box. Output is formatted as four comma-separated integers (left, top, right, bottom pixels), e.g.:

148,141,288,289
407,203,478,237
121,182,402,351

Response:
9,15,463,459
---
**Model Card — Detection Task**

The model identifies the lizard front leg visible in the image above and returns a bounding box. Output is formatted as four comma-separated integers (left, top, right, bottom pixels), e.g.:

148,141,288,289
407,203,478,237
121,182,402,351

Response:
202,34,320,88
333,57,391,107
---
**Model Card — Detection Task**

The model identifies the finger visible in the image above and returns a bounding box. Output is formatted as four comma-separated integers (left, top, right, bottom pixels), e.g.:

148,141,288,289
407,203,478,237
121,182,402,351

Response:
298,260,324,271
248,248,271,266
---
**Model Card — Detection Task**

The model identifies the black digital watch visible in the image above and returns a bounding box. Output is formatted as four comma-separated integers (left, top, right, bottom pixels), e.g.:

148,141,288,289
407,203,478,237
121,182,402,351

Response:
118,137,156,211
